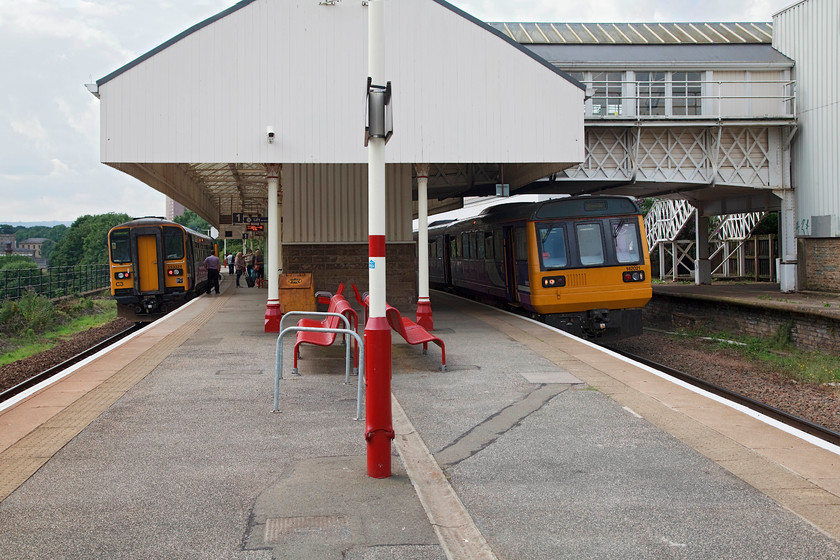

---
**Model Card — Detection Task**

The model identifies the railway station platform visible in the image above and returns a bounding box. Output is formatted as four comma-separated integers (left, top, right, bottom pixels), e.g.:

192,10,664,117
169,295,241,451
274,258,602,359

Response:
648,281,840,353
1,275,840,559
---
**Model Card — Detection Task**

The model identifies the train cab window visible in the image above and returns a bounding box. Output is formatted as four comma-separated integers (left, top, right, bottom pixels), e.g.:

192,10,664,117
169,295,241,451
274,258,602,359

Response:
537,225,568,269
163,227,185,259
612,220,641,264
109,229,131,263
576,223,605,265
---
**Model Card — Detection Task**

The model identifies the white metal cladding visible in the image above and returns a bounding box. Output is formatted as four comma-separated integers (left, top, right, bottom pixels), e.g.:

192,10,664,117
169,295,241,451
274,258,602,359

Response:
98,0,583,166
283,164,412,243
774,0,840,236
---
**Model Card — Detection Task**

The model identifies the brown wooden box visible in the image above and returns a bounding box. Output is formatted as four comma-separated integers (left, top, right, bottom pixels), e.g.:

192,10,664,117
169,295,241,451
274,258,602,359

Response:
278,273,315,313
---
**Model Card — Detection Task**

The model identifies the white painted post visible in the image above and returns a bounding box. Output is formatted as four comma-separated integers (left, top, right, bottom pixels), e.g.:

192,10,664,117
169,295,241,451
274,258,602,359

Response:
415,163,433,329
265,164,282,332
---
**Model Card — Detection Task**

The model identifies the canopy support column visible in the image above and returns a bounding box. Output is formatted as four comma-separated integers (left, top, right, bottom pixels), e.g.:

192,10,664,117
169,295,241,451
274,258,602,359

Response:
415,164,433,330
265,163,282,332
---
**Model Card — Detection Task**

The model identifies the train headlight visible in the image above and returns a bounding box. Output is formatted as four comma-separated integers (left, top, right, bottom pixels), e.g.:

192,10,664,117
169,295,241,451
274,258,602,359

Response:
622,271,645,282
542,275,566,288
114,271,131,279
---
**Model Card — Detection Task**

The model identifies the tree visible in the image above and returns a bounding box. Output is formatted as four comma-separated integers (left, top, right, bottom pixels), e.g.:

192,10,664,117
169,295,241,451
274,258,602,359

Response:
173,210,211,235
49,213,132,266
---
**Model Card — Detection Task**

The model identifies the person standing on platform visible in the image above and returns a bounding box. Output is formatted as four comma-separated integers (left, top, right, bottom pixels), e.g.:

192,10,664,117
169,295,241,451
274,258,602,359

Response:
253,249,264,288
244,250,255,286
204,253,221,294
226,253,234,275
234,252,245,288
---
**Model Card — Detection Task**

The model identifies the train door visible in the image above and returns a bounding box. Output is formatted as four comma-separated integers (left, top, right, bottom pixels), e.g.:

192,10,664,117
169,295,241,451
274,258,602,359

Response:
443,234,452,286
137,235,159,292
131,227,164,294
502,226,518,303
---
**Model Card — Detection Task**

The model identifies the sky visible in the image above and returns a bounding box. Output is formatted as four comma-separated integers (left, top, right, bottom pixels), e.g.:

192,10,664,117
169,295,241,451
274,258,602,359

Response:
0,0,796,225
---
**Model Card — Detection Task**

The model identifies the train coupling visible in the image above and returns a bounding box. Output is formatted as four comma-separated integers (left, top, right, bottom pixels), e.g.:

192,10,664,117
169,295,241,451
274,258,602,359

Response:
585,309,610,334
135,297,161,315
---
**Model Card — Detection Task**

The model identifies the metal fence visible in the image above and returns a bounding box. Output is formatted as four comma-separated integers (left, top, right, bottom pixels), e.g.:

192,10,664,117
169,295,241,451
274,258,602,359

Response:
0,264,110,301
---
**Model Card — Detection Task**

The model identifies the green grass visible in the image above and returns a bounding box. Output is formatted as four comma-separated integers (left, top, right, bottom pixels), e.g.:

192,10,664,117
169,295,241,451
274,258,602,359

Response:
675,324,840,385
0,298,117,368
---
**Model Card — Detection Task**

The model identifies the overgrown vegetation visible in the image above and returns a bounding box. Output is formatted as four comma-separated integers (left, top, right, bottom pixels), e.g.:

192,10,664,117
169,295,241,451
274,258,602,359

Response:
672,323,840,385
0,290,116,365
48,213,132,267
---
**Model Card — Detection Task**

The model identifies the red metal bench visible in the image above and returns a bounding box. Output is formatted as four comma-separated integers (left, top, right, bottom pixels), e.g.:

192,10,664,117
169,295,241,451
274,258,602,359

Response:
351,284,445,371
293,285,358,374
386,303,446,372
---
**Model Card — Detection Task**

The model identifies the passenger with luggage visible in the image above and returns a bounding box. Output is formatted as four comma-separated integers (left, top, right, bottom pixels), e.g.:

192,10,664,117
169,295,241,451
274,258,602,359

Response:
234,252,246,288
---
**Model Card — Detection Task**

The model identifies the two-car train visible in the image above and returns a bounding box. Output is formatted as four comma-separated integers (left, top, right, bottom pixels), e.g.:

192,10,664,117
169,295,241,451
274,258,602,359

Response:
107,217,215,321
427,196,652,339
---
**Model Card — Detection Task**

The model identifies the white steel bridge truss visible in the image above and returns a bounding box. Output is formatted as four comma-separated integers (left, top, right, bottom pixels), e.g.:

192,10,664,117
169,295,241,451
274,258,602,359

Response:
546,123,784,281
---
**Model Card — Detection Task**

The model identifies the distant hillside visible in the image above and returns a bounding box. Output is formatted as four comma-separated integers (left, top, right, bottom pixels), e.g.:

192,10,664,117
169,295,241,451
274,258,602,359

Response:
5,221,73,227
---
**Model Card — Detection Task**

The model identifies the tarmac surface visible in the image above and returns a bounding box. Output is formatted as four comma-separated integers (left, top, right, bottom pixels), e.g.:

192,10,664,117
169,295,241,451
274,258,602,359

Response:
1,276,840,559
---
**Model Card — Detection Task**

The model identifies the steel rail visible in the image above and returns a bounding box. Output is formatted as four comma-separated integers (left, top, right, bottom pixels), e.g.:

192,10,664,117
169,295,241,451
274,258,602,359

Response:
604,345,840,448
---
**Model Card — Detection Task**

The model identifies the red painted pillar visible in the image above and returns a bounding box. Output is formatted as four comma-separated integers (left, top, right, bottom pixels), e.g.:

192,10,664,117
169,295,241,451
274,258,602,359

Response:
364,315,393,477
365,0,393,478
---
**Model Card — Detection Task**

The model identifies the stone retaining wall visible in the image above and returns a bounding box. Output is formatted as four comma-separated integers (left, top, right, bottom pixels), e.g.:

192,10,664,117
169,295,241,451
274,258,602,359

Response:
644,294,840,354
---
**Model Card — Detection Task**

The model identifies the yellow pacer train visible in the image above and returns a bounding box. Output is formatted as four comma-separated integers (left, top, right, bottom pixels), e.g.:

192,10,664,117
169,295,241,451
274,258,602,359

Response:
428,196,652,339
107,217,215,321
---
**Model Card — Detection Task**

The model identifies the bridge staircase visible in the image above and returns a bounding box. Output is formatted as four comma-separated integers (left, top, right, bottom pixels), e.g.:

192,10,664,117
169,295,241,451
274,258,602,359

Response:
645,200,768,281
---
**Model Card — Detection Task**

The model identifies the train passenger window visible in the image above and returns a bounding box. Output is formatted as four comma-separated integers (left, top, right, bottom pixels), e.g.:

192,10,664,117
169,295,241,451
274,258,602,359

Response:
514,227,527,261
537,225,567,269
576,223,605,265
612,220,641,264
484,232,493,259
109,229,131,263
493,230,503,260
429,239,437,258
477,233,485,259
163,227,185,259
454,236,462,258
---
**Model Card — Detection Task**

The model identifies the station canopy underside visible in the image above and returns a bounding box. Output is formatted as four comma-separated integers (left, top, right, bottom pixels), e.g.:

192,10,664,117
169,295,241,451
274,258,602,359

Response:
133,159,781,228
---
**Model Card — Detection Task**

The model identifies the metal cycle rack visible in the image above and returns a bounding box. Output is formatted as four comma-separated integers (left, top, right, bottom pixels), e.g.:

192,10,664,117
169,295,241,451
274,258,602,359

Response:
280,311,358,377
274,312,365,420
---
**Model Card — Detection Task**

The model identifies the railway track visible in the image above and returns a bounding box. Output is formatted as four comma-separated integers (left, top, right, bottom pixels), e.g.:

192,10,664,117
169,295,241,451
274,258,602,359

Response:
0,324,145,405
603,345,840,448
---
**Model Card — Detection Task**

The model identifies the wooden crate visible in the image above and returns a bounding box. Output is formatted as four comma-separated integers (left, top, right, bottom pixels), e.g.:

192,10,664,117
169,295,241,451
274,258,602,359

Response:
278,273,315,313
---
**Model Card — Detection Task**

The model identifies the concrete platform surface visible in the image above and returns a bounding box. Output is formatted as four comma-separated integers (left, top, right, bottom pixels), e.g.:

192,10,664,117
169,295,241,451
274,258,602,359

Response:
1,277,839,559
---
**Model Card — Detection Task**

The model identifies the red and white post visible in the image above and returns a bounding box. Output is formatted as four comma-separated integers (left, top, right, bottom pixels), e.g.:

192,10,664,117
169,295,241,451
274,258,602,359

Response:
365,0,393,478
415,164,433,330
264,163,282,332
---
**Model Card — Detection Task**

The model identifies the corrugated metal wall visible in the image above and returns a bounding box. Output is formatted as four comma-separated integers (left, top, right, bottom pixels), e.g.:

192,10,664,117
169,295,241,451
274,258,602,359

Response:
283,163,412,243
99,0,583,166
774,0,840,235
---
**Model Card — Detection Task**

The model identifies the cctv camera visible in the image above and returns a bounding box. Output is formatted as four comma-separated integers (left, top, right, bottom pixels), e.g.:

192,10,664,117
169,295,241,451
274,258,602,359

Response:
266,126,275,143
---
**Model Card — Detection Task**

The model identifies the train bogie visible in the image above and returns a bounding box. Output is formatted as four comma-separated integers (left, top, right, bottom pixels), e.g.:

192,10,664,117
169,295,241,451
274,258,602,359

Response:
108,217,214,321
